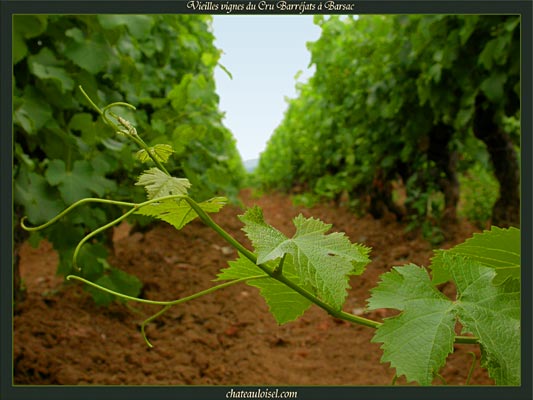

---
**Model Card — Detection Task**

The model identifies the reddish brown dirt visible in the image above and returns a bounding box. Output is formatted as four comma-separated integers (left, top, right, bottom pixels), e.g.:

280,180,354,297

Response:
14,190,492,386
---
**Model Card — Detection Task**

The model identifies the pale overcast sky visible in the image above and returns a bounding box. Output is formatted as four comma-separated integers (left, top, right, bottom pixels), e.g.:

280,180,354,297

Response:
212,16,321,161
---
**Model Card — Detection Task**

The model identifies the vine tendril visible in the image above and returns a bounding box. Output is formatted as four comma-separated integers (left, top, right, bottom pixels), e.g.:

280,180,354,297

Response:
67,274,267,347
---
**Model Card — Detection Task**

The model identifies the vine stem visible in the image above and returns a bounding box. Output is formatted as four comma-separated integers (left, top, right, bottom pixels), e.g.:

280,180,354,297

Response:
465,351,477,384
72,207,138,271
272,253,286,277
22,195,182,272
181,195,481,342
21,194,192,233
67,274,267,307
75,90,381,328
129,135,170,176
182,196,382,330
78,86,103,115
67,274,267,347
79,85,170,175
20,198,135,232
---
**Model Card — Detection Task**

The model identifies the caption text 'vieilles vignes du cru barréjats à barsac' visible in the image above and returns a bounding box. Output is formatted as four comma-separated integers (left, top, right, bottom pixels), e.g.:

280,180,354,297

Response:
187,0,355,13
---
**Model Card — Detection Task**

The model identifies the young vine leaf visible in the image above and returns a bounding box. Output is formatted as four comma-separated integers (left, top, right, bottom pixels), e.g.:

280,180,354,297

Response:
135,167,191,200
368,253,520,385
430,226,520,285
135,144,175,164
239,207,371,310
216,253,313,324
45,159,117,204
135,197,227,230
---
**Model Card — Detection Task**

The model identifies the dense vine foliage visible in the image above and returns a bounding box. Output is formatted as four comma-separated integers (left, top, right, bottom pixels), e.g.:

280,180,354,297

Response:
13,15,245,303
256,15,520,233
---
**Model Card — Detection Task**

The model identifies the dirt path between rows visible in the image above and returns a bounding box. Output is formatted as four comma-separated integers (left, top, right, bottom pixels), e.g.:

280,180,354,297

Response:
14,189,492,385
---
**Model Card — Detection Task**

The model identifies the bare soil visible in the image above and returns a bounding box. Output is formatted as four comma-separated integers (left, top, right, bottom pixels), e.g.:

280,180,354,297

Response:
14,190,492,386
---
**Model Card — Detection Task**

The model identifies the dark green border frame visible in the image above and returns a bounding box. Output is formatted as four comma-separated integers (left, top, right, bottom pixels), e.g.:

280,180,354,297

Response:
1,1,531,399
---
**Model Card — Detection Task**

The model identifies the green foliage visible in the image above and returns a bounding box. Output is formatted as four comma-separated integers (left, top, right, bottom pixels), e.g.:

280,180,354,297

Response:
84,262,143,307
216,253,313,324
458,164,500,228
135,167,191,199
431,226,520,286
14,166,64,224
13,15,245,303
135,197,227,230
239,207,371,310
368,252,520,385
46,159,117,203
255,15,519,228
449,255,520,386
368,264,457,385
136,144,174,164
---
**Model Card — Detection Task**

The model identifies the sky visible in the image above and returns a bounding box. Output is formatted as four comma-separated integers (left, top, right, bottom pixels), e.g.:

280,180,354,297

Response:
212,16,321,162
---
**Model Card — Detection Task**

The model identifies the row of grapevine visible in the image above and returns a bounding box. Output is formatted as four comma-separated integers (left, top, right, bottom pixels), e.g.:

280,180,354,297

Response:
255,15,520,231
13,15,245,303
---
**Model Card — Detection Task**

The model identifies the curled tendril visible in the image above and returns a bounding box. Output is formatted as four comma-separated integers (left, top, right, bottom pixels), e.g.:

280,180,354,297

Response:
20,198,136,233
101,103,137,136
78,86,169,174
78,85,137,137
20,216,35,231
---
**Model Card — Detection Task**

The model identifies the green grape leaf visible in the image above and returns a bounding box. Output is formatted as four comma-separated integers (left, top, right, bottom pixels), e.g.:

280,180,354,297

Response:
13,87,53,134
84,266,143,306
239,207,371,310
216,253,269,281
368,257,520,385
431,226,520,285
13,15,48,63
77,242,109,280
135,144,175,164
478,36,510,70
13,30,28,65
238,207,289,262
216,253,313,324
27,48,74,93
368,264,456,386
135,197,226,230
448,254,520,386
13,15,48,39
65,27,85,43
135,167,191,200
45,159,116,204
63,34,111,74
14,166,64,225
248,275,313,324
97,15,154,39
480,72,507,103
68,113,104,145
